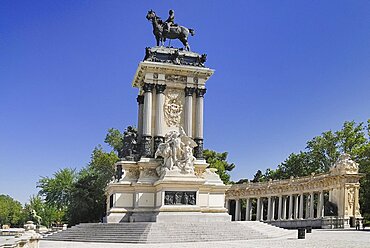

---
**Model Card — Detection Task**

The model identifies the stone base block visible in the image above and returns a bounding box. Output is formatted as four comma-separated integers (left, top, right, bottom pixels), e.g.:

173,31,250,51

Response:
105,212,131,223
154,212,231,223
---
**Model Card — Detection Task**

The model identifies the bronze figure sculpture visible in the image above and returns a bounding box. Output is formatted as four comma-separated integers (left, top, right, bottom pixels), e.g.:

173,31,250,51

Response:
146,10,195,51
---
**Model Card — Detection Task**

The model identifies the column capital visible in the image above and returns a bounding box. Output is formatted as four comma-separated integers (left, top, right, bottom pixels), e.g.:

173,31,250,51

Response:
136,95,144,105
185,87,196,96
196,88,207,97
143,83,155,93
155,84,166,94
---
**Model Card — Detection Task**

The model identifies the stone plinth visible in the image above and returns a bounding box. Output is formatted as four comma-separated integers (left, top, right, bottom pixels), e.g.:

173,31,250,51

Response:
105,158,230,223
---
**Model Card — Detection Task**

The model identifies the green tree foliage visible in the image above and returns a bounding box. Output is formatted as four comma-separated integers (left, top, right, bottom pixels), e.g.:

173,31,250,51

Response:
203,149,235,184
25,195,64,227
37,168,77,211
67,147,118,225
0,195,25,227
105,128,124,155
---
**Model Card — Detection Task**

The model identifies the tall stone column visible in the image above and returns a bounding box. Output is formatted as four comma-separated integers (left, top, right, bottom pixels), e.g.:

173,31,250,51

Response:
299,193,304,219
194,88,206,159
354,186,360,217
318,191,324,218
141,83,155,157
260,199,265,221
282,196,287,220
225,199,230,211
271,197,276,221
278,195,283,220
136,95,144,144
154,84,166,153
256,198,261,221
267,197,272,221
288,195,293,220
245,198,251,221
310,192,315,219
235,199,240,221
305,195,310,219
184,87,195,137
294,195,299,219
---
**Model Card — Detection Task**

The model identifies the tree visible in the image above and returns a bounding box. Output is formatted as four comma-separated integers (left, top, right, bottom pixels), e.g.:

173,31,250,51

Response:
203,149,235,184
67,147,119,225
37,168,77,222
105,128,124,156
0,195,25,227
251,169,266,182
37,168,77,209
25,195,64,227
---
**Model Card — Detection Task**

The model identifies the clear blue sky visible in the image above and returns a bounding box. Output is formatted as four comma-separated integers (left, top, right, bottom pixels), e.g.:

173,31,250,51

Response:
1,1,369,204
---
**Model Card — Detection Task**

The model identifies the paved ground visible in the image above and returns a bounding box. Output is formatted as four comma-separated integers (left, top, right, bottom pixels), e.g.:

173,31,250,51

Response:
39,229,370,248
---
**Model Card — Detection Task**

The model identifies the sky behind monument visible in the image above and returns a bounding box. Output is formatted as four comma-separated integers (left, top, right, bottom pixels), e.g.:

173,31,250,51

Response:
1,0,369,204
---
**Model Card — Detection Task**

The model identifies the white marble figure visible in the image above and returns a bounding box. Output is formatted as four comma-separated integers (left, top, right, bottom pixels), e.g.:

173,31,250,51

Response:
330,153,359,175
155,127,197,176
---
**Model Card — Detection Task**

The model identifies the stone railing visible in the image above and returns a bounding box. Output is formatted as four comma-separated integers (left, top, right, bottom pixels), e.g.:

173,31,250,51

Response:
225,154,363,228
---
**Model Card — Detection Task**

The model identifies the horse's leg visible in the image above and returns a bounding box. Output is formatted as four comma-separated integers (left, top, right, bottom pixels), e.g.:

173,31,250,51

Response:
180,37,190,51
156,36,160,46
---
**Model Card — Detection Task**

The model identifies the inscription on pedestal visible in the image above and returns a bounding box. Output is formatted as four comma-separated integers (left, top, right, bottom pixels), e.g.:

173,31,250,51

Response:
164,191,196,205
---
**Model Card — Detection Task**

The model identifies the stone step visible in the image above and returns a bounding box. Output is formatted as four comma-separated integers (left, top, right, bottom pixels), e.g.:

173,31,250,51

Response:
44,221,295,243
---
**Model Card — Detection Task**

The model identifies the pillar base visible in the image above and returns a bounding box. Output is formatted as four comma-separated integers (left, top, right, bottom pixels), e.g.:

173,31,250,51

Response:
141,136,152,157
194,138,204,159
154,136,164,154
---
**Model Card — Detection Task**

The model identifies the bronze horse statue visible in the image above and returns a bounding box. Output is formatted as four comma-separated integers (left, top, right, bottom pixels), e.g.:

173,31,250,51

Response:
146,10,195,51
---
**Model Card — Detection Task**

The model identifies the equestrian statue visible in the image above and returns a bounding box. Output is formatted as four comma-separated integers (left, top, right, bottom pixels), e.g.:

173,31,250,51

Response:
146,9,195,51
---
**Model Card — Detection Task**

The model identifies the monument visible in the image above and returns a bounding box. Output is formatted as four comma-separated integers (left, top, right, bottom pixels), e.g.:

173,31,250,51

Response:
105,10,230,223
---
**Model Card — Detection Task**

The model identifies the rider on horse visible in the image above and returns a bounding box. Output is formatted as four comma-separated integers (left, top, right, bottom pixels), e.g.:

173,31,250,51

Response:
164,10,175,34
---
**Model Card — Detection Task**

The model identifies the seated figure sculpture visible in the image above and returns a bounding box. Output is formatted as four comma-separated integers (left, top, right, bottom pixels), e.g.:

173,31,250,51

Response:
155,127,197,177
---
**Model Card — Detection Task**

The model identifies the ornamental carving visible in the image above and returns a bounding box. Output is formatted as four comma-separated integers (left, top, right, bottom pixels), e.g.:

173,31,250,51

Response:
347,188,354,207
165,74,187,82
164,90,183,127
164,191,196,205
154,127,197,177
330,153,359,174
126,168,140,179
140,168,157,178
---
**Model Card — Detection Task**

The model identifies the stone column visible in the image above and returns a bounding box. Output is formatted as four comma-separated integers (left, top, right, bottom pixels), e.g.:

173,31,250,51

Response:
318,191,324,218
305,195,310,219
184,87,195,137
282,196,287,220
267,196,272,221
225,199,230,213
136,95,144,143
294,195,299,219
299,193,304,219
354,186,360,217
310,192,315,219
235,199,240,221
245,198,251,221
271,197,276,221
154,84,166,153
288,195,293,220
141,83,155,157
256,198,261,221
278,195,283,220
194,88,206,159
260,198,264,221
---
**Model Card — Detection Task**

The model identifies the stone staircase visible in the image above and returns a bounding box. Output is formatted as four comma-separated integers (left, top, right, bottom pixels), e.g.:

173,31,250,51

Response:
43,221,296,243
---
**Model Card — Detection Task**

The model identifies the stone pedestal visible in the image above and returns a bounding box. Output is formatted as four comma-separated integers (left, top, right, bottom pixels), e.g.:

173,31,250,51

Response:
106,159,230,223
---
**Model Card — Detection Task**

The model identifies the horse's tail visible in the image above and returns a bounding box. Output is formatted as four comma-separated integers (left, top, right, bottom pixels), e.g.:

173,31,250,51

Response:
189,29,195,36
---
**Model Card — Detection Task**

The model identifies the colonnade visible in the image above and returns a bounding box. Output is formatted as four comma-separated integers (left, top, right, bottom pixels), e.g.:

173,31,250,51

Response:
137,82,206,158
229,191,326,222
